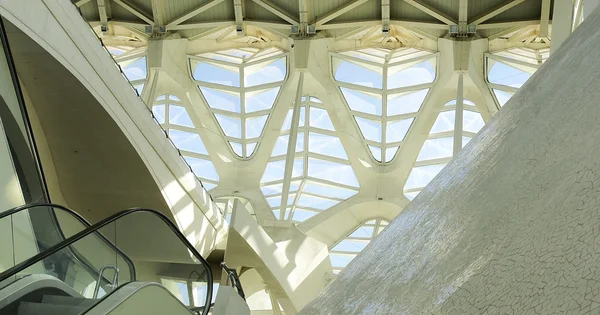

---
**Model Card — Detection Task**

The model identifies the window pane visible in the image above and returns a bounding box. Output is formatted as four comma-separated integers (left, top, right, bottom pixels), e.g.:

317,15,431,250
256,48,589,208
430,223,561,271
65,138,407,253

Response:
350,227,374,238
184,156,219,181
387,89,428,116
169,130,208,155
488,60,532,88
386,118,413,143
385,146,399,163
152,105,165,124
340,88,382,115
404,164,447,190
355,117,382,142
463,110,485,133
308,158,359,187
229,141,243,156
246,115,269,139
308,132,348,159
368,145,382,162
169,105,194,128
296,194,338,210
193,61,240,87
282,107,306,131
302,180,357,199
430,110,455,133
271,134,303,157
121,57,147,81
330,254,354,268
215,114,242,138
333,58,383,89
387,59,435,89
245,58,286,87
199,87,241,113
417,137,454,161
493,89,514,107
309,107,335,131
292,209,318,222
246,142,257,156
246,87,280,113
332,240,367,252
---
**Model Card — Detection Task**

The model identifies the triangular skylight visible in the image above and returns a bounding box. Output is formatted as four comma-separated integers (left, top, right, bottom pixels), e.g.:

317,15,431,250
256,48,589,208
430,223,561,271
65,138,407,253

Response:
153,94,219,190
189,48,288,158
260,96,359,222
107,46,148,96
332,47,437,163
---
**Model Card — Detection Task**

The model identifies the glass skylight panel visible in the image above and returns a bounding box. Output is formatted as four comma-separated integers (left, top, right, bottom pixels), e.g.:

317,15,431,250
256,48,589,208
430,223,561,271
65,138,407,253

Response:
350,226,374,238
333,58,383,89
404,164,447,190
387,89,428,116
368,145,382,162
191,48,287,158
340,88,382,115
246,115,269,139
199,87,241,113
463,110,485,133
307,158,359,187
386,118,414,143
184,156,219,182
387,59,436,89
260,96,359,221
488,60,533,88
244,58,286,87
417,137,454,161
385,147,399,163
134,84,144,95
245,87,279,113
430,110,455,134
152,105,165,124
332,239,368,252
309,107,335,130
192,61,240,87
493,89,514,107
121,57,147,81
355,117,382,142
308,133,347,159
169,105,194,128
405,191,420,201
169,130,208,155
214,114,242,138
334,48,436,163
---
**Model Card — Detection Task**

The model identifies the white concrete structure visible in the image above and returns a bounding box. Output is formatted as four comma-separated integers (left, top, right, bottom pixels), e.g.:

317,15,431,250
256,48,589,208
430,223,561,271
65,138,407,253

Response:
0,0,596,313
300,6,600,314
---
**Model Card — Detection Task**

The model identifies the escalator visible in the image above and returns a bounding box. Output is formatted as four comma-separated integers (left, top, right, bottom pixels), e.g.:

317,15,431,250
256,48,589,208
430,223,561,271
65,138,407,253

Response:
0,203,249,315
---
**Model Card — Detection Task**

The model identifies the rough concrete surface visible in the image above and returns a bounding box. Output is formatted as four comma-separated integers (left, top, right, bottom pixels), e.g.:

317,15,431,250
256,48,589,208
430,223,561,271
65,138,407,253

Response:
300,8,600,315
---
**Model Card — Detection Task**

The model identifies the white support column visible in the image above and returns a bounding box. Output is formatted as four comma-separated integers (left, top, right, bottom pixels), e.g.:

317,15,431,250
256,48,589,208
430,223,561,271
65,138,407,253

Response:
279,73,304,220
584,0,600,19
454,73,464,156
550,0,574,54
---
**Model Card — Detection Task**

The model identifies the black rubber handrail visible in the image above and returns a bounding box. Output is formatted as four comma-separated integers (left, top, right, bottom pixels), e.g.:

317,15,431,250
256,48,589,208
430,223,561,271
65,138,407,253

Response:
221,262,245,300
0,203,136,280
0,207,213,315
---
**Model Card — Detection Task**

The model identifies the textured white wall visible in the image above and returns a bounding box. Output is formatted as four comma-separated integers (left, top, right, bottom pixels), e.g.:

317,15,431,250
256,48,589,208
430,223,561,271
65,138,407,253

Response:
300,7,600,315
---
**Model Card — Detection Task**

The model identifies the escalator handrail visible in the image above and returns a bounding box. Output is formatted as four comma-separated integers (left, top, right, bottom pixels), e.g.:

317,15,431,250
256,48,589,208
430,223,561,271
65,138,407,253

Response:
220,262,245,300
0,207,213,315
0,203,136,280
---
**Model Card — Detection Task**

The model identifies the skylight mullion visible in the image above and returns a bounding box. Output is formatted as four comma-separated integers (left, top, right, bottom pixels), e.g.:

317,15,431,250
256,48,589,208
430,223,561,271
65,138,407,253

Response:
179,150,212,161
243,81,283,93
195,81,240,93
243,52,288,67
306,152,349,165
386,82,435,95
386,112,420,121
240,65,246,157
386,52,439,68
428,131,455,139
462,131,478,137
330,52,384,69
382,58,389,163
487,83,519,94
298,191,345,203
188,55,239,67
287,178,307,221
305,177,359,191
336,81,382,95
485,53,539,70
306,127,338,137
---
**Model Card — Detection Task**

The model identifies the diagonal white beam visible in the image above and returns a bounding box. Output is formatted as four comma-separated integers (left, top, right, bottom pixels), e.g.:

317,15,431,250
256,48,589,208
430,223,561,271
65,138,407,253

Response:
539,0,551,37
335,25,374,41
382,0,390,32
188,24,233,40
251,0,299,25
471,0,527,25
316,0,369,26
151,0,165,26
404,0,457,25
113,0,154,26
280,73,304,220
167,0,225,27
234,0,244,31
97,0,109,32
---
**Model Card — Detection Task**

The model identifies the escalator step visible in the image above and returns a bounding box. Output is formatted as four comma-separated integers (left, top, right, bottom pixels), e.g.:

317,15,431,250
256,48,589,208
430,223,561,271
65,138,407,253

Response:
41,294,95,307
18,302,87,315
